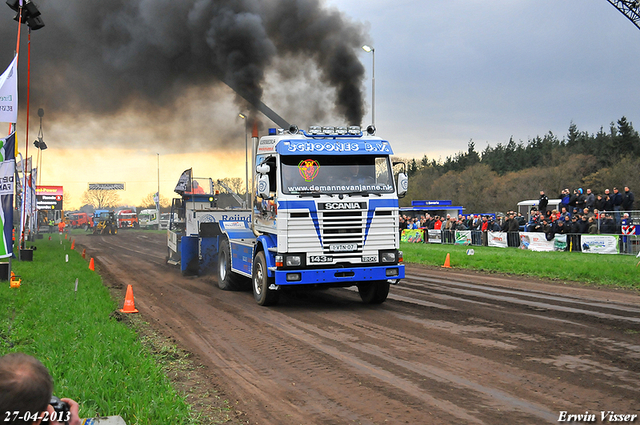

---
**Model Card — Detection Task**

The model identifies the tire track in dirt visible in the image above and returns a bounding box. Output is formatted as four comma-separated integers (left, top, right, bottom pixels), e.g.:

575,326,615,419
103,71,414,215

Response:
74,231,640,425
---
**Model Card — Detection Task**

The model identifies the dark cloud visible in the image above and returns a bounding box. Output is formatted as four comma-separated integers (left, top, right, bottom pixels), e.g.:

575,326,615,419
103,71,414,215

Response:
1,0,367,142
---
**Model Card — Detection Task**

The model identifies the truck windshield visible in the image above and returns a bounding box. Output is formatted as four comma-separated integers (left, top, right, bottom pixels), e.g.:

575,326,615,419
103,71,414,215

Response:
281,155,394,195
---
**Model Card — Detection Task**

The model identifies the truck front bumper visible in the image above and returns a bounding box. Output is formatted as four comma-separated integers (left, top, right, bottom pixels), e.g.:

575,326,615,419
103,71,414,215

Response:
274,264,404,286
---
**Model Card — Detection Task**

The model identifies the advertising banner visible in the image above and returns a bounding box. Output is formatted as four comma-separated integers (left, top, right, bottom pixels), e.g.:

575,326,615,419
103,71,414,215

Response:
0,132,15,258
401,229,424,243
488,231,508,248
36,185,63,210
0,56,17,124
554,234,567,251
454,230,472,245
519,232,554,252
428,229,441,244
580,235,619,254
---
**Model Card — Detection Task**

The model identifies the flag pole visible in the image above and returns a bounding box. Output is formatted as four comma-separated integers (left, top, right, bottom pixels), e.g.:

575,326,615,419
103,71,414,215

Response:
19,28,31,251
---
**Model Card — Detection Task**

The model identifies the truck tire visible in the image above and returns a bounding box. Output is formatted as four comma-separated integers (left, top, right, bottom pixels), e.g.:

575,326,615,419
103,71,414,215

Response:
253,251,279,306
357,281,390,304
217,238,249,291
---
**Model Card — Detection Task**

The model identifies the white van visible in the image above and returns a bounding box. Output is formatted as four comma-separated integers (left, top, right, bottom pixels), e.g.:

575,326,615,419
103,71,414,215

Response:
517,199,561,220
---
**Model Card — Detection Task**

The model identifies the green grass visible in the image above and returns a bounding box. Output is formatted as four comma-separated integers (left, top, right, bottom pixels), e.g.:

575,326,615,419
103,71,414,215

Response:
401,242,640,289
0,236,194,424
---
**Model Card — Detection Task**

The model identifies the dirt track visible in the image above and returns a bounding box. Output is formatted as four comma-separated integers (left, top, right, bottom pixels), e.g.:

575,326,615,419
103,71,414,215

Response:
74,230,640,424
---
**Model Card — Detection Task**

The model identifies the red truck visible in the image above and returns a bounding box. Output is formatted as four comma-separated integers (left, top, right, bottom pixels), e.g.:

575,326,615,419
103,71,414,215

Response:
117,210,139,229
69,212,93,229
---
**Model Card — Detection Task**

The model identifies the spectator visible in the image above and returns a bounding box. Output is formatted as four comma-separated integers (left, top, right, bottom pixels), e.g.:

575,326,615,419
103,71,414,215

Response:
578,215,589,234
576,188,586,211
601,214,616,234
622,186,635,212
0,352,81,425
603,189,614,213
588,217,598,234
594,194,605,212
612,187,623,225
585,189,595,211
538,191,549,214
559,189,570,212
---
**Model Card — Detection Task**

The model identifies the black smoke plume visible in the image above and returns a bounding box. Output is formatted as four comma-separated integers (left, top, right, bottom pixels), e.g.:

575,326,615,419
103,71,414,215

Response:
0,0,367,131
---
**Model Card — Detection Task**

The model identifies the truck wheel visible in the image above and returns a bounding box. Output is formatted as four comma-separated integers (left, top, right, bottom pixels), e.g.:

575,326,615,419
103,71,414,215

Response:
253,251,279,306
217,238,249,291
357,281,390,304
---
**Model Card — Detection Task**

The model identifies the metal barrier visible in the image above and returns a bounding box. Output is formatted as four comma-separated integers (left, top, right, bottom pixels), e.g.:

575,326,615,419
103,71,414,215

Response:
407,228,640,256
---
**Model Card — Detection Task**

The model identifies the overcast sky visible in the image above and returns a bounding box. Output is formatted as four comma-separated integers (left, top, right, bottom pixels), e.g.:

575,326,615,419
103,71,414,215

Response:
5,0,640,207
329,0,640,160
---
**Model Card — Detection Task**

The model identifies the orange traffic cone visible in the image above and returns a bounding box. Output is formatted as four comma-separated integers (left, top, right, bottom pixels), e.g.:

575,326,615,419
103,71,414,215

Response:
10,271,21,288
89,258,95,271
120,284,139,313
82,249,86,259
442,253,451,268
71,239,75,250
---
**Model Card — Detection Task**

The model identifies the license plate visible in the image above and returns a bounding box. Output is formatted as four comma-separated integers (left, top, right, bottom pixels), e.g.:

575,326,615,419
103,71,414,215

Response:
329,244,357,252
309,255,333,263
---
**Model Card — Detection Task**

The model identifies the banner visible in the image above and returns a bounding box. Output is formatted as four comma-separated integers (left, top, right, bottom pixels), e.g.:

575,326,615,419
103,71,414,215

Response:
0,56,17,123
21,168,37,239
622,225,639,235
401,229,424,243
581,235,619,254
0,133,15,258
174,168,192,194
554,234,567,251
454,230,472,245
488,231,508,248
519,232,554,252
427,229,441,244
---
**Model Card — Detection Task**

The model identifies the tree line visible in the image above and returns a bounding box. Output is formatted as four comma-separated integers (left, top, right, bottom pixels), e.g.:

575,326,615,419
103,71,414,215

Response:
401,116,640,213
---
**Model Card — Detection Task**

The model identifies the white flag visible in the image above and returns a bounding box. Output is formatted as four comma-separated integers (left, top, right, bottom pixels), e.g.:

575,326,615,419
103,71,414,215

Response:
0,56,18,124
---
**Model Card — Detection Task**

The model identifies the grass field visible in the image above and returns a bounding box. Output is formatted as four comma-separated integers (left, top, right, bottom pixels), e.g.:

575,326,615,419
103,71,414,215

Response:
0,235,202,424
401,242,640,289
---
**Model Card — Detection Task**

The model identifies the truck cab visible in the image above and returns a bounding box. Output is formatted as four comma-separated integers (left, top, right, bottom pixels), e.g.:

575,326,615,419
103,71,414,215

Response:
225,125,407,305
138,209,159,229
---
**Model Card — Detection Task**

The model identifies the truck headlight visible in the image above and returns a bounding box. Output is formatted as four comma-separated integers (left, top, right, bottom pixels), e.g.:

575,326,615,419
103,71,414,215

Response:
386,268,399,277
285,255,302,267
381,251,396,263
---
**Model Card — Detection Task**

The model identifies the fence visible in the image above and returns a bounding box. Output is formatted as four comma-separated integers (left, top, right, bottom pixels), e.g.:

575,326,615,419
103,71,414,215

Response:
401,229,640,256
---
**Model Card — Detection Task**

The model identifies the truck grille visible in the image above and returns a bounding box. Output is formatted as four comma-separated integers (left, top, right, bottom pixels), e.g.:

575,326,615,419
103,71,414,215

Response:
285,205,398,260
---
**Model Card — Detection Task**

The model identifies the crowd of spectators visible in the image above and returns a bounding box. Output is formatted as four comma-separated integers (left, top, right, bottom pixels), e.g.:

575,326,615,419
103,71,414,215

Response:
399,186,636,244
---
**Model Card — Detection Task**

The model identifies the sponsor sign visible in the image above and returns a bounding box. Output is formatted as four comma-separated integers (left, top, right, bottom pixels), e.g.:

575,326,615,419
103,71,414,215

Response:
488,231,508,248
554,234,567,251
454,230,472,245
401,229,424,243
36,185,63,210
581,235,619,254
88,183,125,191
427,229,441,243
257,138,277,153
279,140,394,155
520,232,554,252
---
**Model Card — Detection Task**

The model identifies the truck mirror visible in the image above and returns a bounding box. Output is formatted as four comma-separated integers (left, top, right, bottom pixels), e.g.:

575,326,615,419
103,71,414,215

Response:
257,174,271,199
397,172,408,198
256,163,270,175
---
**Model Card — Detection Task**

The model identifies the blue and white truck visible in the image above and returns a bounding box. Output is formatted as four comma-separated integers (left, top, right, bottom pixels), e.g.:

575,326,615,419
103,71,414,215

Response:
168,125,407,306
